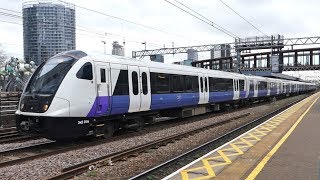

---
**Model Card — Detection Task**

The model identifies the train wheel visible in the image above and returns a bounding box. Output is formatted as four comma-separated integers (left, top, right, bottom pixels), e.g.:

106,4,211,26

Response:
135,119,145,132
145,116,157,125
103,121,114,139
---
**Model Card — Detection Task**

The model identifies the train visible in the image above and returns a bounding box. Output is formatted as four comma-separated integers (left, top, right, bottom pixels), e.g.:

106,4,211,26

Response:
15,50,317,140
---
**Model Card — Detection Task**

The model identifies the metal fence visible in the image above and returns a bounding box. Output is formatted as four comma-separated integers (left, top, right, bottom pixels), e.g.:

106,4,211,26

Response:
0,92,21,128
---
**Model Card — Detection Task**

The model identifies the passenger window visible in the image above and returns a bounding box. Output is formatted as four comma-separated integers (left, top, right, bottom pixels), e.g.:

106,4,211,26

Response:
150,73,170,94
239,80,245,91
113,70,129,95
204,77,208,92
192,76,199,92
171,75,185,92
209,77,214,92
142,72,148,95
185,76,193,92
100,68,106,83
76,62,93,80
132,71,139,95
249,80,254,91
200,77,203,92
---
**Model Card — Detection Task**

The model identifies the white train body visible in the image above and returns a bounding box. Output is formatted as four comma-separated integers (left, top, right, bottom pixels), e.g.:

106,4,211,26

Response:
15,51,316,139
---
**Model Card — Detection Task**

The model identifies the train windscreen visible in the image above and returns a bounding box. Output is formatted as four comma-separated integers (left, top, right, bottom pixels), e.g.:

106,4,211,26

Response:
25,55,75,95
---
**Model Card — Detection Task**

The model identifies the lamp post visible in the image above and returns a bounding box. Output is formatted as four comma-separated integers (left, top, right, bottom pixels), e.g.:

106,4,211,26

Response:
101,40,106,55
142,41,146,50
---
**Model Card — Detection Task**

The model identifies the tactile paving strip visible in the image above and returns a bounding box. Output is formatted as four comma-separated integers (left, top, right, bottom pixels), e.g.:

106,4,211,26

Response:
165,96,315,180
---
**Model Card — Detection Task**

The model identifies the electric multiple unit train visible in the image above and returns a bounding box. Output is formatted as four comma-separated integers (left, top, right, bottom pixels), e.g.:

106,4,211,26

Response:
15,50,316,140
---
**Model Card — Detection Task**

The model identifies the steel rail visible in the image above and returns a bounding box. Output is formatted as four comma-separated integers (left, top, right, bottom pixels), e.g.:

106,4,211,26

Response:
47,112,251,180
0,141,59,168
0,133,39,144
130,95,308,179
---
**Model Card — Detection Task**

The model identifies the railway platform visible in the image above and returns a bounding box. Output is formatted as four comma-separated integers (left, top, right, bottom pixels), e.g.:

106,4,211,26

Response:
164,92,320,180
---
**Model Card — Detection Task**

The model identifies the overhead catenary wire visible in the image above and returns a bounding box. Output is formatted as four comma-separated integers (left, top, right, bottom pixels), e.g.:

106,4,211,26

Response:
218,0,268,36
0,18,163,48
163,0,238,39
0,9,174,49
172,0,239,38
0,19,22,25
0,8,21,14
56,0,207,44
0,12,22,19
0,11,165,48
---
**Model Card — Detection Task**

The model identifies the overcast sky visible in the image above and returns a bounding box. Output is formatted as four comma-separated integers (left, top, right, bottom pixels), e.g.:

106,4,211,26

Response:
1,0,320,79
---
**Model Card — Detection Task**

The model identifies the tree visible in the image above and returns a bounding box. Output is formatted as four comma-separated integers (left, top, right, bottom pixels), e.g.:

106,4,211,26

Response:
0,44,7,66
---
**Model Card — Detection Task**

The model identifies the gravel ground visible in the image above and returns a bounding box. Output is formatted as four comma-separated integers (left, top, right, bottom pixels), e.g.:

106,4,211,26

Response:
0,138,52,153
0,95,307,180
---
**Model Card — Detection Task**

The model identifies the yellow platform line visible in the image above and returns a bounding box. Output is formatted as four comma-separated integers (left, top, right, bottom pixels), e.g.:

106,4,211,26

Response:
271,119,284,122
258,126,272,131
246,96,319,180
178,95,318,180
202,159,216,176
230,143,244,155
254,129,270,134
247,133,261,141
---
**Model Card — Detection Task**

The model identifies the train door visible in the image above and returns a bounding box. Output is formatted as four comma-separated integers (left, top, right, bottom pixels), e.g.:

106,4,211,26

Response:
233,79,240,100
128,66,140,112
128,66,151,112
245,77,250,98
94,62,110,115
267,81,271,96
198,74,205,104
203,75,209,103
139,67,151,111
254,80,258,97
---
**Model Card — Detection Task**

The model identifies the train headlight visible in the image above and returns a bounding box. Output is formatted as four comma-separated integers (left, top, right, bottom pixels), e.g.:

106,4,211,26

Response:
43,104,49,111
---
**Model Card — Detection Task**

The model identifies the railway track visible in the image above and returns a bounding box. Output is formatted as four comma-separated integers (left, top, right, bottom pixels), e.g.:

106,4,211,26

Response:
48,95,309,180
0,140,58,168
130,96,307,179
0,92,20,128
0,131,39,144
0,134,145,169
0,127,17,133
0,113,243,169
47,112,251,180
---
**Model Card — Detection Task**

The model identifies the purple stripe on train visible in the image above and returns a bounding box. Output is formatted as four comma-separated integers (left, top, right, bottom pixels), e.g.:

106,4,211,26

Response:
87,96,109,117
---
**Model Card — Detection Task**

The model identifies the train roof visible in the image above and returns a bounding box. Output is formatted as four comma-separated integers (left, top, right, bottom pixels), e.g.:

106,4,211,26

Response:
88,53,246,79
84,52,314,85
